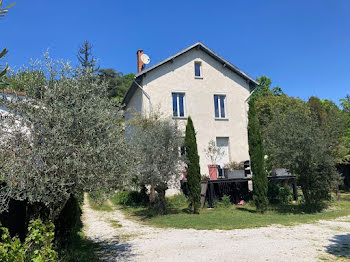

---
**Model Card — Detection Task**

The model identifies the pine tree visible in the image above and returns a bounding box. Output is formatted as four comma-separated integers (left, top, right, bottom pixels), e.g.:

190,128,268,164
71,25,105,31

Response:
248,100,268,213
77,40,98,73
184,117,201,214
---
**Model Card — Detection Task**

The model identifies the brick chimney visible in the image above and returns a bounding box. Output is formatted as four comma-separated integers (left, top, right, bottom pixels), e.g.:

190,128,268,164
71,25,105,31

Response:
137,50,144,73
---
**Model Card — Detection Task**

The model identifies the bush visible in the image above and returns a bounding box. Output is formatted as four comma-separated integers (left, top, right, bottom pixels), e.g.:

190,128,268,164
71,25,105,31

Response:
214,195,232,208
277,186,292,205
0,219,58,262
111,191,144,207
267,183,292,205
166,194,187,210
222,195,231,207
89,190,108,206
267,183,280,204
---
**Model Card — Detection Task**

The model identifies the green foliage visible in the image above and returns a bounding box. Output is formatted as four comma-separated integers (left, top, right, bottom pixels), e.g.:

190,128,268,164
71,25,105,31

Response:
204,139,224,164
277,186,292,205
309,97,347,163
248,100,268,213
268,184,292,205
4,70,46,93
255,95,307,139
221,195,231,207
98,69,134,100
54,196,82,247
264,100,340,206
0,219,57,262
111,191,144,207
0,1,15,81
88,190,109,207
128,112,183,213
267,183,280,204
0,54,129,219
214,195,231,208
77,40,98,73
340,95,350,163
184,117,201,214
250,75,283,101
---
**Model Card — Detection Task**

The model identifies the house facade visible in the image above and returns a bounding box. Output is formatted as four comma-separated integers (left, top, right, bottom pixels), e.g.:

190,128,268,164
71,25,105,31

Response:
123,42,258,178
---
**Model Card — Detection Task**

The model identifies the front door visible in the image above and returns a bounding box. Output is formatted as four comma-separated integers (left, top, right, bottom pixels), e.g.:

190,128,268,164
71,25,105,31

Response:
216,137,230,168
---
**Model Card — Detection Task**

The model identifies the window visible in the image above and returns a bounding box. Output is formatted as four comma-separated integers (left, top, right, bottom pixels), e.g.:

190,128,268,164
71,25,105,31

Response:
216,137,230,166
214,95,226,118
172,93,185,117
194,61,201,77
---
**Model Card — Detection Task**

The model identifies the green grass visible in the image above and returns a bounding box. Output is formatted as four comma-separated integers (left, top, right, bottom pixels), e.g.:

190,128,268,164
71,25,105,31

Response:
59,230,99,262
108,219,122,229
88,195,113,212
118,194,350,230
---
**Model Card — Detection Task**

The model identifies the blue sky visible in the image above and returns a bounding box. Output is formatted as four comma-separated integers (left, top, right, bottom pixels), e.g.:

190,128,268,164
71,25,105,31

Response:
2,0,350,104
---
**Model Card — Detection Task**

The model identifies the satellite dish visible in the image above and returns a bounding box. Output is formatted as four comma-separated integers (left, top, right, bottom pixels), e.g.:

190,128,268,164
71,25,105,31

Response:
141,53,150,65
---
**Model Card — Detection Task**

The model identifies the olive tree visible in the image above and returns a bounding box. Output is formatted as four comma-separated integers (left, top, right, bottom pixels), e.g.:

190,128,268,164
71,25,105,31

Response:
0,55,129,219
128,113,183,213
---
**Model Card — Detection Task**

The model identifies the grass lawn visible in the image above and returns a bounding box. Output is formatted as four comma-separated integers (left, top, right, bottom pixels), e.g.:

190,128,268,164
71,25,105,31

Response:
116,194,350,230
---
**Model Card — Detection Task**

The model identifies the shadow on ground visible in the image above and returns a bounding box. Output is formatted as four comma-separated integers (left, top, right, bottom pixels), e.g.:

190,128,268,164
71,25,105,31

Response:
326,234,350,259
93,236,134,262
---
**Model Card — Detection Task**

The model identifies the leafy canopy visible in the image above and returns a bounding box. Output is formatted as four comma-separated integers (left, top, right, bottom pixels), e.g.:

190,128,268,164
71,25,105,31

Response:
0,54,129,219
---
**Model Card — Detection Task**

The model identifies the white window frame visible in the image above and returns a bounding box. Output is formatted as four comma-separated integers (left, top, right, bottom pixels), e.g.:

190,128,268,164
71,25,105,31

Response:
214,94,227,119
172,92,186,118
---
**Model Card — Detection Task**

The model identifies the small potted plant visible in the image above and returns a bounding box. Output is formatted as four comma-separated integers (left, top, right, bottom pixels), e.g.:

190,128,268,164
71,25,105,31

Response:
204,140,224,180
224,161,245,178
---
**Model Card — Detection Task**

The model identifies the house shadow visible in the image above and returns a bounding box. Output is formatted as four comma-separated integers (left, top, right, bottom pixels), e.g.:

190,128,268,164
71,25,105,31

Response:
325,234,350,258
92,236,135,262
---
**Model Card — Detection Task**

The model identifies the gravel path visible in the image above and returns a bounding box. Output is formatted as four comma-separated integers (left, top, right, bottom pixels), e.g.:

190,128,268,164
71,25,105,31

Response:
82,199,350,262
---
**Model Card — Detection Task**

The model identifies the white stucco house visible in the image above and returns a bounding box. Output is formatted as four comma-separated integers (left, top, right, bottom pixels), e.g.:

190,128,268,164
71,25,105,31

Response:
123,42,258,177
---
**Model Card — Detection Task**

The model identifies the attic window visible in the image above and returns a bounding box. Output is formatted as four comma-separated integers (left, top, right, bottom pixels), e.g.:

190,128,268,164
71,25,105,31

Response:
194,61,201,77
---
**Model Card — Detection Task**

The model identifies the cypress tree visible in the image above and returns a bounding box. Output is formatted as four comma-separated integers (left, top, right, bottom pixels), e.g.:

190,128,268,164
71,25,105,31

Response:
248,100,268,213
184,117,201,214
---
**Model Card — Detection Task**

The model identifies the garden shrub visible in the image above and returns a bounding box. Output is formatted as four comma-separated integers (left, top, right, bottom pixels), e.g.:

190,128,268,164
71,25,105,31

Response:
277,186,292,205
267,183,280,204
214,195,232,208
166,194,187,209
267,183,292,205
0,219,57,262
111,191,144,206
222,195,231,207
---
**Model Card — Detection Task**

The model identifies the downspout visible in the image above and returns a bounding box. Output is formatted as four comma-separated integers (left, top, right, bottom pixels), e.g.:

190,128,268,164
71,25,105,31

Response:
133,78,152,114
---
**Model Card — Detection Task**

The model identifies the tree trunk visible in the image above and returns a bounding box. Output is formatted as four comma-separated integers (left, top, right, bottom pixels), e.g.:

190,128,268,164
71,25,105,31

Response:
155,183,168,214
301,187,311,206
50,196,70,222
149,186,155,207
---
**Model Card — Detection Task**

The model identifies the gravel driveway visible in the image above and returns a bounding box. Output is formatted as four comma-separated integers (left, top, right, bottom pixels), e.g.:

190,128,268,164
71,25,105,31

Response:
82,199,350,262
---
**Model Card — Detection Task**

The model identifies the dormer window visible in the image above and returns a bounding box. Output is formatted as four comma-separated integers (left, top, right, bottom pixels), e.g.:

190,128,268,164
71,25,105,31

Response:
194,61,201,77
